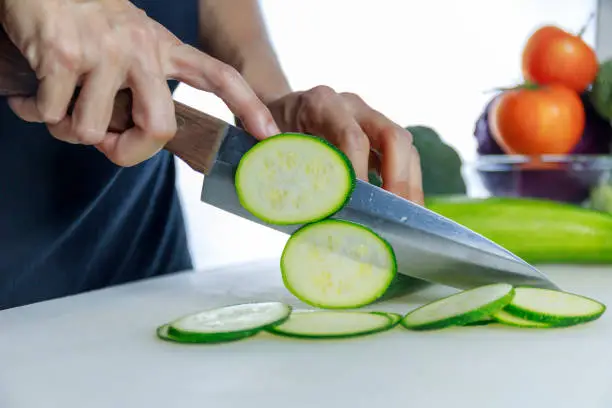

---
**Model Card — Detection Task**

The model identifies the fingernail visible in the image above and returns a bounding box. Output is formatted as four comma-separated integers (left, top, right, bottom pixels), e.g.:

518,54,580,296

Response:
265,120,280,137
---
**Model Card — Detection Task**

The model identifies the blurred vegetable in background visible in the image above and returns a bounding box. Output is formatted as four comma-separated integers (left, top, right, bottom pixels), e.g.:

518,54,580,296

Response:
474,92,611,203
490,84,585,155
521,21,598,93
472,16,612,205
427,196,612,264
589,59,612,121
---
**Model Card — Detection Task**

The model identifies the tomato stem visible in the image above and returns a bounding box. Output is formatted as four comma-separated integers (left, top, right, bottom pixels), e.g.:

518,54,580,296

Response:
578,11,595,37
484,81,540,94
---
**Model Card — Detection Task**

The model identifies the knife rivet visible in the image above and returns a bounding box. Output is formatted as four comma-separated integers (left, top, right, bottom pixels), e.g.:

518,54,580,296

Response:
176,116,185,129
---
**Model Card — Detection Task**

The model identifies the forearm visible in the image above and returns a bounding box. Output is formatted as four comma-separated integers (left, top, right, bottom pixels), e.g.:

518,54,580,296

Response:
198,0,291,104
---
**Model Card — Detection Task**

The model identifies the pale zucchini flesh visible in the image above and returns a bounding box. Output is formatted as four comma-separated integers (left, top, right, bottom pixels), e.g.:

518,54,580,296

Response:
401,283,515,330
281,219,397,309
266,310,394,339
492,310,551,328
504,287,606,326
235,133,355,225
167,302,292,343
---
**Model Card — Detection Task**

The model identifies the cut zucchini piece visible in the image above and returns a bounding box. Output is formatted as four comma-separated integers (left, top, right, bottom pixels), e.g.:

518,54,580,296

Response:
266,310,394,339
504,287,606,327
235,133,356,225
167,302,291,343
492,310,551,328
463,319,496,327
401,283,515,330
371,312,403,327
156,324,236,344
281,219,397,309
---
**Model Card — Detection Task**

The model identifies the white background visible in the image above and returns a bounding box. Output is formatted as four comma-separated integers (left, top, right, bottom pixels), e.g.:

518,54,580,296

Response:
172,0,598,270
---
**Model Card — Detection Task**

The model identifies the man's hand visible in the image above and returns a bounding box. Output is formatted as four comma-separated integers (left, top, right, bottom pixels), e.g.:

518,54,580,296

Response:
1,0,279,166
267,86,424,205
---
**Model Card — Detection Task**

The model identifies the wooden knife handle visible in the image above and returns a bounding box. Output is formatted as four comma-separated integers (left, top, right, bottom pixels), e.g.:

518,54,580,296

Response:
0,27,228,174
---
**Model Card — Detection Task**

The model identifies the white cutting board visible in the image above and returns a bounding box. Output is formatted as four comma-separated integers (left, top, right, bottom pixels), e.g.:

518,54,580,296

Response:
2,260,612,408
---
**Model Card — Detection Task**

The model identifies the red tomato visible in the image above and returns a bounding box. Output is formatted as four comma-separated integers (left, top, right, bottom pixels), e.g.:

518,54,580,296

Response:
522,25,599,92
490,85,585,155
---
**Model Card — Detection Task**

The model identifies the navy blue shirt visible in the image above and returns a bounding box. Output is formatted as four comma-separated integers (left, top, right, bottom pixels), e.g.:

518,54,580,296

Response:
0,0,200,309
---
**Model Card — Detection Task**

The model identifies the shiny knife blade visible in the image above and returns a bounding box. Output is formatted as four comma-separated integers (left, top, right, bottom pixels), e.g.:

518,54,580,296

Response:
202,126,560,291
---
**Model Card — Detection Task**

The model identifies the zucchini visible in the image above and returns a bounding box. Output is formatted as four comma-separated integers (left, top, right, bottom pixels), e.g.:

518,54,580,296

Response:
266,310,394,339
492,310,551,328
157,324,205,344
235,133,355,225
401,283,515,330
281,219,397,309
503,287,606,327
371,311,403,327
166,302,291,343
425,196,612,264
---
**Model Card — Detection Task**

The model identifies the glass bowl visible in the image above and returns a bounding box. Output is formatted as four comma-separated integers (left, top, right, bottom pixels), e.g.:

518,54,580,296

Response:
463,154,612,209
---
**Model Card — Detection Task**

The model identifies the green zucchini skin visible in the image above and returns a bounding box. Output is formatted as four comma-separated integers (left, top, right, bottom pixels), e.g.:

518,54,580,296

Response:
400,286,515,331
503,288,606,327
425,196,612,264
157,324,260,344
265,311,394,339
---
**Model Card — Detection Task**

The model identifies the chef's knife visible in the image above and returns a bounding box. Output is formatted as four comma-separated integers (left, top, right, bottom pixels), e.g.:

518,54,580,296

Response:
0,29,559,290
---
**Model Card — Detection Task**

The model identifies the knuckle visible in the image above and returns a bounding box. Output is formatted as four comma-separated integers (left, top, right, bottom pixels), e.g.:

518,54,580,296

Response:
100,36,127,63
340,92,364,105
145,120,177,143
37,105,63,125
43,39,82,70
304,85,336,105
127,23,158,49
346,128,370,152
400,127,414,145
213,63,241,90
380,125,405,146
72,124,105,145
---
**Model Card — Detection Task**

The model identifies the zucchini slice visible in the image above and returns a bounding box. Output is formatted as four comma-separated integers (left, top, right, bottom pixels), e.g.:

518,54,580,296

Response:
401,283,515,330
155,324,243,344
266,310,394,339
371,312,403,327
167,302,291,343
492,310,551,328
503,287,606,327
235,133,356,225
281,219,397,309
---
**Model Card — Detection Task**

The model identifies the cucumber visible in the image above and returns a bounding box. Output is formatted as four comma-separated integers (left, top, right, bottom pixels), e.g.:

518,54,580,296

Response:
492,310,551,328
281,219,397,309
166,302,292,343
503,287,606,327
371,311,403,327
425,196,612,264
235,133,356,225
266,310,394,339
401,283,515,330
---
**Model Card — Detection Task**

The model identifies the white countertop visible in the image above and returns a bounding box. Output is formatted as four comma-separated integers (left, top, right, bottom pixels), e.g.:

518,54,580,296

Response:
2,260,612,408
